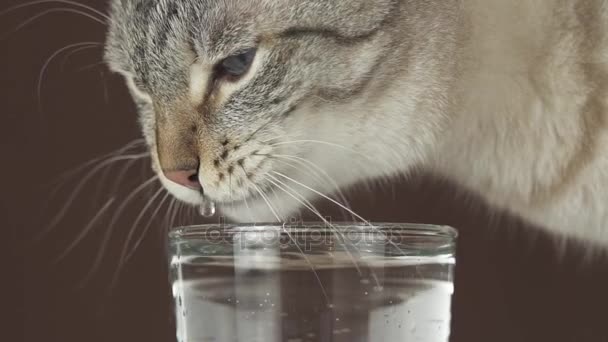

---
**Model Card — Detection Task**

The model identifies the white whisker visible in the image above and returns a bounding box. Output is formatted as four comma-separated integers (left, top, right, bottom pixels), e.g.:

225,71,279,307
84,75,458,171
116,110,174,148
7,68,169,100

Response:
37,42,100,115
252,179,332,304
59,44,101,71
47,139,145,197
273,171,407,255
52,197,115,264
2,8,105,39
273,171,369,224
273,154,354,221
1,0,109,21
107,187,166,290
251,183,282,222
74,61,105,72
264,174,363,275
169,199,182,230
237,165,255,222
271,139,369,160
125,191,171,262
40,152,150,240
76,176,159,289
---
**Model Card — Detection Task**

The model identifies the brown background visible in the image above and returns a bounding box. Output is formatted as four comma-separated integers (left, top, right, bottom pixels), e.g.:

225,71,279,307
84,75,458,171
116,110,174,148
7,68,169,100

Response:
4,2,608,341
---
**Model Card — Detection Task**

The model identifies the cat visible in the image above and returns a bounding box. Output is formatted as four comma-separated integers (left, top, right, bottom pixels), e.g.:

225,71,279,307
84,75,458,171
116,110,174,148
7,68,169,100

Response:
104,0,608,246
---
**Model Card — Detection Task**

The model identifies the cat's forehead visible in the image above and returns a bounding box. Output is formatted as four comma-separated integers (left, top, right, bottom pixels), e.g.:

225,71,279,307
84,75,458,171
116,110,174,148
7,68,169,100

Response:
107,1,260,63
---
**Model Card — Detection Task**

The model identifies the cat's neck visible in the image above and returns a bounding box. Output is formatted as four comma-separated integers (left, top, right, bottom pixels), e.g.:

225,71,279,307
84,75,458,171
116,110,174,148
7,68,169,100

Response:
431,0,608,244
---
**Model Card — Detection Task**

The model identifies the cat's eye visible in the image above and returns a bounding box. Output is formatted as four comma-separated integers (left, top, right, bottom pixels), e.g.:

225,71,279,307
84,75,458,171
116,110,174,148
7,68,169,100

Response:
217,48,257,80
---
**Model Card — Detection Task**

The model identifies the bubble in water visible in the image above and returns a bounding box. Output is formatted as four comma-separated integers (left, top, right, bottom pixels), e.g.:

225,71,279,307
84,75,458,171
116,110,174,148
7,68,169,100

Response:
198,199,216,217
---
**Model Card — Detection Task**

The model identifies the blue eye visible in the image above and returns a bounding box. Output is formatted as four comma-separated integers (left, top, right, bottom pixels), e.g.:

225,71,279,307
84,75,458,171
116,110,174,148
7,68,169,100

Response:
218,48,257,80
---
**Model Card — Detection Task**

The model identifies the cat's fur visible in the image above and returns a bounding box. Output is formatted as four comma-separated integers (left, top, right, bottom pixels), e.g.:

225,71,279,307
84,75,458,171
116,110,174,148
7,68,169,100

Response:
105,0,608,245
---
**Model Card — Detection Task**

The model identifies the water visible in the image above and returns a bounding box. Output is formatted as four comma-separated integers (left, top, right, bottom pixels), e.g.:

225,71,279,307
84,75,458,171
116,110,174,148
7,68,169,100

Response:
198,199,216,218
169,224,456,342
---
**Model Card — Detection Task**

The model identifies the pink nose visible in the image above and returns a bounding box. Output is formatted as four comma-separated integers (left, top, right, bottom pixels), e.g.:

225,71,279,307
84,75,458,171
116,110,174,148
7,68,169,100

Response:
164,169,201,190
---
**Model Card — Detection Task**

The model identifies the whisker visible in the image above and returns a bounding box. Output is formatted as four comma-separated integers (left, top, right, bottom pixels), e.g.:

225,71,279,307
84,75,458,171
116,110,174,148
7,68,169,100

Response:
237,165,256,222
251,183,282,222
273,171,370,224
59,44,101,72
74,61,105,73
107,186,165,291
273,171,407,255
51,197,115,264
264,174,363,275
271,140,369,160
251,181,331,304
37,152,150,242
125,191,171,262
101,152,151,202
261,134,291,144
0,0,110,21
37,41,100,115
169,199,181,230
48,139,145,189
244,119,275,143
47,145,147,207
2,8,105,40
164,198,177,229
76,176,159,289
273,154,354,221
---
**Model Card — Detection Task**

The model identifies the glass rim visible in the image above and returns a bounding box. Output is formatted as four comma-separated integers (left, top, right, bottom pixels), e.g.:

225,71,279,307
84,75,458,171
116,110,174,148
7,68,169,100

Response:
169,222,458,241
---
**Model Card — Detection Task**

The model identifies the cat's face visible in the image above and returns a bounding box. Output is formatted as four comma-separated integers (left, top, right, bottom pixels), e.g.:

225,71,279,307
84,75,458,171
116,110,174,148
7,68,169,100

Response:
104,0,451,221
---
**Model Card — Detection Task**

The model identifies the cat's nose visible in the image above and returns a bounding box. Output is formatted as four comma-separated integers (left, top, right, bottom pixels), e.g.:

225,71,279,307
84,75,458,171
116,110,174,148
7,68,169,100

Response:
164,169,202,190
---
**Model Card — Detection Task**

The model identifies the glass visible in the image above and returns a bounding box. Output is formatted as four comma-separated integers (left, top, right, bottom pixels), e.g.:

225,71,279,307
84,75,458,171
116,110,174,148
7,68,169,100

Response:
168,222,457,342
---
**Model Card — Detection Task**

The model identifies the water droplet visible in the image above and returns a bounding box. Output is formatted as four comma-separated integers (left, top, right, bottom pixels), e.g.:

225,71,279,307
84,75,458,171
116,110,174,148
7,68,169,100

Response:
327,304,335,309
266,292,270,296
198,199,216,217
335,317,340,322
259,303,263,307
364,291,368,295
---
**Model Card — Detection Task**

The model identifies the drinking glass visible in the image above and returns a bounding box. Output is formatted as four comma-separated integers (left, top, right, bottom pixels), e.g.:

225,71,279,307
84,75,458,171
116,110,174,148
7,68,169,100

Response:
168,222,457,342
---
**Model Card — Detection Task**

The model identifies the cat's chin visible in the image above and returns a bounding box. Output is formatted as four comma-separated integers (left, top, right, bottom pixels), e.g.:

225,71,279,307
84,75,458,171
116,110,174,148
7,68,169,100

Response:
217,192,302,224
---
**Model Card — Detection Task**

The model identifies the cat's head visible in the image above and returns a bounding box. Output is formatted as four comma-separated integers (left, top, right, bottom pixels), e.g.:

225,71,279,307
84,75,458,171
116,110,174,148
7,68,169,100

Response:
104,0,456,221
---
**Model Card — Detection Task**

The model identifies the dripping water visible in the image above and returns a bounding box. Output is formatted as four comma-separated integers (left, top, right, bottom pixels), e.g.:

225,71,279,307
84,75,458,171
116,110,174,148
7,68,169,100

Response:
198,198,216,218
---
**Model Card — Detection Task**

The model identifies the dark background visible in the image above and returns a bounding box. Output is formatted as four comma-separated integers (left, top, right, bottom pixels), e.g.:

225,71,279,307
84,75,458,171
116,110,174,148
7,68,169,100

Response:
4,2,608,341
